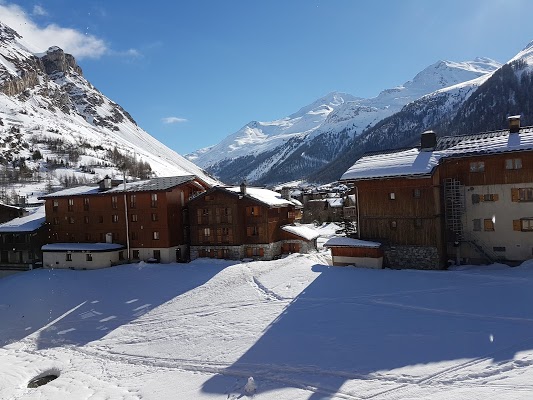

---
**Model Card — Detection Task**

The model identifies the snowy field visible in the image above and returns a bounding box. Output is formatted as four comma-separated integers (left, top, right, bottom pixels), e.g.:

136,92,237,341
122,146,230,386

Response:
1,253,533,399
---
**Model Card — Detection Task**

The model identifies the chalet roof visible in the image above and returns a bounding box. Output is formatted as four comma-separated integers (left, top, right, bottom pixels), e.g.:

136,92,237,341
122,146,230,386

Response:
0,202,25,211
40,175,199,199
0,206,45,233
324,237,382,248
341,126,533,180
221,186,294,207
42,243,125,252
282,224,320,241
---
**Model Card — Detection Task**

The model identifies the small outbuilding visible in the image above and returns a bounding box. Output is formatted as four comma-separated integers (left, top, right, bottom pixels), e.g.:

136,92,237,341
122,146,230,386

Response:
42,243,126,270
281,224,320,254
324,237,383,268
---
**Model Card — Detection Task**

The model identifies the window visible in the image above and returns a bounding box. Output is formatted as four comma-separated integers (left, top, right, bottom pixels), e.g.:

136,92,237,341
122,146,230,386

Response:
202,208,209,216
112,214,119,223
86,254,93,261
470,161,485,172
53,200,59,212
83,197,90,211
413,188,421,198
202,228,211,241
99,233,105,242
68,216,75,224
53,217,60,225
519,188,533,202
111,196,118,209
288,211,296,219
68,198,74,211
131,231,138,240
389,192,396,200
66,253,72,261
390,220,397,229
151,193,158,207
484,218,495,231
205,195,214,201
473,219,481,231
247,225,259,236
98,216,104,223
131,214,138,222
521,219,533,231
130,194,136,208
483,194,498,202
472,194,480,204
247,206,260,216
505,158,522,170
153,231,160,240
132,250,140,259
84,216,89,224
151,213,158,221
153,250,161,261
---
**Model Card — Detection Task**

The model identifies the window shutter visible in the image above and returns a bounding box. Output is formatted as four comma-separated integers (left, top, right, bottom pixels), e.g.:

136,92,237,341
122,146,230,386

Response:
513,220,521,231
259,248,264,257
511,188,519,202
246,247,252,257
493,194,499,201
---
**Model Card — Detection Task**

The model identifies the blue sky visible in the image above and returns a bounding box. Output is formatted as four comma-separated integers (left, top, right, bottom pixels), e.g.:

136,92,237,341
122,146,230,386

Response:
2,0,533,154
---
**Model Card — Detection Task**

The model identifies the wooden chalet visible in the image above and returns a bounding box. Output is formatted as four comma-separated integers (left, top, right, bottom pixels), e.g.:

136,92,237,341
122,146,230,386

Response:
0,206,46,276
188,183,305,260
0,203,27,224
341,116,533,269
39,175,209,268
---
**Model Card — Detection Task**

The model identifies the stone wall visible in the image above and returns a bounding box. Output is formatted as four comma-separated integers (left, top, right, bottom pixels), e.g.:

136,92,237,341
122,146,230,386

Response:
383,245,442,270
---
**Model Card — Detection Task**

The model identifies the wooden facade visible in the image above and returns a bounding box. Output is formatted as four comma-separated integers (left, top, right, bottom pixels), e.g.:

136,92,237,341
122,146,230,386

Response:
342,127,533,268
188,186,297,260
41,176,209,264
0,203,26,224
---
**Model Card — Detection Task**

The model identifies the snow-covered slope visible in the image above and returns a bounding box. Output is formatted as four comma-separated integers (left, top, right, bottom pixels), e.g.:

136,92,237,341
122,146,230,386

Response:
0,22,217,186
2,254,533,399
187,58,500,184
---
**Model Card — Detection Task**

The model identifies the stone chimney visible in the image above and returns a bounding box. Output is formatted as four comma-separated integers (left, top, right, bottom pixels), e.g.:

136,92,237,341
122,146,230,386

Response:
508,115,521,133
240,181,247,195
420,130,437,151
280,187,291,200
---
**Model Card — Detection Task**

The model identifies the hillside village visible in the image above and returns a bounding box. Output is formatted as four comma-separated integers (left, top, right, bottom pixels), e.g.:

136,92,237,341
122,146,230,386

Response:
0,115,532,276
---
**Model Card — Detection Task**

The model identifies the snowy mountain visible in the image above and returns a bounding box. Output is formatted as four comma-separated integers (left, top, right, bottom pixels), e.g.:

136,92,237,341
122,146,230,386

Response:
187,58,500,185
0,22,217,192
314,41,533,183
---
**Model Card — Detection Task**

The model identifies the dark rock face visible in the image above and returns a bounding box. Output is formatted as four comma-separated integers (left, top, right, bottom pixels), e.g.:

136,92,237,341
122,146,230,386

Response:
40,47,83,76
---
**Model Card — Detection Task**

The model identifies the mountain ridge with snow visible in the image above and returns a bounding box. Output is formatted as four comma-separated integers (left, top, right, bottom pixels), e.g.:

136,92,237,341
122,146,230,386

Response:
187,58,500,185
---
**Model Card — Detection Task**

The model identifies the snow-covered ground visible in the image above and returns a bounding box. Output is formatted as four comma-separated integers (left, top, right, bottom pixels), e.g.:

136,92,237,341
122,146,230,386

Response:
1,252,533,399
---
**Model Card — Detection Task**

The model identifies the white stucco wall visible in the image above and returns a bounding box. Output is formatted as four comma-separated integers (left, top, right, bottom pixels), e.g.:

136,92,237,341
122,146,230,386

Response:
332,255,383,269
43,250,123,270
461,182,533,262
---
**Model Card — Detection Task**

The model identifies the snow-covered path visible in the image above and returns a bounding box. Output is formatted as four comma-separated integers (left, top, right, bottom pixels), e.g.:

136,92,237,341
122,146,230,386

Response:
1,255,533,399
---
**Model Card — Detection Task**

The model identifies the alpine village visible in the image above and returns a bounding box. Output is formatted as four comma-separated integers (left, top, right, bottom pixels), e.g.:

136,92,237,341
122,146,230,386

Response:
1,21,533,277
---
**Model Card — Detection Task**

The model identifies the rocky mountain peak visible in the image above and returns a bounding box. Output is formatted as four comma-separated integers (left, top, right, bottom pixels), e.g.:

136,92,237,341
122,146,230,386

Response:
40,46,83,76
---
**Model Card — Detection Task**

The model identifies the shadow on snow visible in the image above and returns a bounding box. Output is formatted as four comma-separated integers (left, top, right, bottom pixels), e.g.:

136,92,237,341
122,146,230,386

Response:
0,261,225,350
202,264,533,399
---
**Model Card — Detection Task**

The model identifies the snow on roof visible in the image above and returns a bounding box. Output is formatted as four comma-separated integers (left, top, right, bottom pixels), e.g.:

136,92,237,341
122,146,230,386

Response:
42,243,125,252
341,127,533,180
40,185,100,199
289,198,303,207
326,197,344,208
225,187,293,207
105,175,197,193
39,176,199,199
0,202,24,211
0,205,45,232
324,237,382,248
282,224,320,240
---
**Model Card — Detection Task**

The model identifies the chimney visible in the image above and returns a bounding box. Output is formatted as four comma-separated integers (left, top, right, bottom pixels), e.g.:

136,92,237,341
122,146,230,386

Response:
281,187,291,200
508,115,521,133
99,175,112,191
420,130,437,151
240,181,247,195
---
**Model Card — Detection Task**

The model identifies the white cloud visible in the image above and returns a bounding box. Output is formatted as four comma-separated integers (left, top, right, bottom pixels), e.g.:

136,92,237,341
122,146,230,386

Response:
0,2,107,59
32,4,48,16
162,117,188,124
